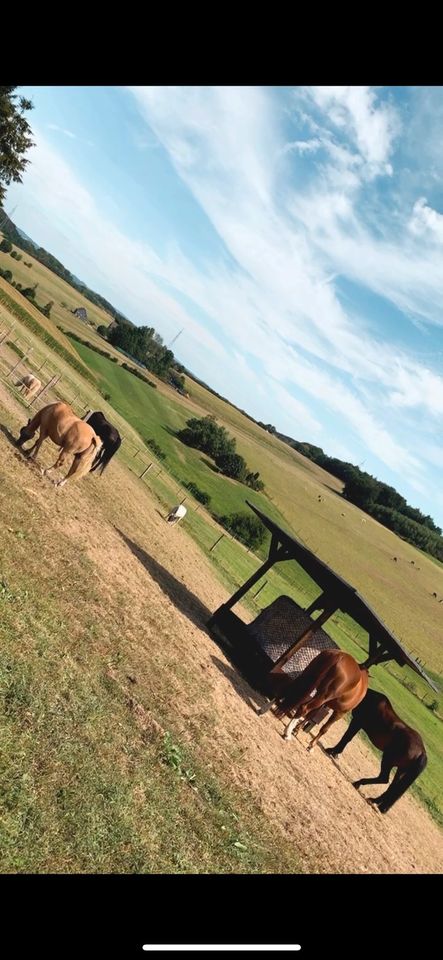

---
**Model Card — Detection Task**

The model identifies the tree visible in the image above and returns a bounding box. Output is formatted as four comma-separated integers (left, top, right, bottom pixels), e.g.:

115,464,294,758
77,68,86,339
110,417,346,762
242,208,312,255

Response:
245,470,265,491
21,283,37,300
178,416,235,459
219,512,266,550
41,300,54,318
0,87,34,205
0,237,12,253
343,470,379,509
97,325,109,339
215,451,247,480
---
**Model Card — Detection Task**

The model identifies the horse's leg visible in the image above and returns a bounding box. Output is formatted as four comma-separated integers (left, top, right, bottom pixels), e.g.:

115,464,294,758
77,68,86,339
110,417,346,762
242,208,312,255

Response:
367,767,404,812
307,709,341,752
44,448,67,477
325,714,363,758
283,716,304,741
26,428,47,460
353,752,394,791
55,446,93,487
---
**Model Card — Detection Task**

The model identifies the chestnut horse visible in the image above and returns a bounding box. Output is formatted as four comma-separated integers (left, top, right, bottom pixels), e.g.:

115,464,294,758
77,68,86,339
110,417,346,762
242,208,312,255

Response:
16,402,100,487
269,648,369,752
325,688,427,813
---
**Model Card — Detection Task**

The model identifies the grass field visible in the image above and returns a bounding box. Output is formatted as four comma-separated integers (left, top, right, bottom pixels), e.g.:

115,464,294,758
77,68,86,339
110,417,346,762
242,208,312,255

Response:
70,339,443,674
1,257,443,869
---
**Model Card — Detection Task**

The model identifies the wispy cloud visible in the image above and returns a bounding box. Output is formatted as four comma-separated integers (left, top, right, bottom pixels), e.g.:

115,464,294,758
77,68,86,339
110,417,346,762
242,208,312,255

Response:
47,122,94,148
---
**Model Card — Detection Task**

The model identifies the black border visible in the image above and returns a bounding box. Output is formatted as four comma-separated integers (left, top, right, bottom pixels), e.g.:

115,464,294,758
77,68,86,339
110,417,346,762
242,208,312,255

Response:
0,874,435,957
1,38,439,960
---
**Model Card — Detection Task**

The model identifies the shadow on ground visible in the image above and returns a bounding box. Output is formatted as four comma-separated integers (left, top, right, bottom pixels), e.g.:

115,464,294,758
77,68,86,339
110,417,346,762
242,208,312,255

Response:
115,527,212,630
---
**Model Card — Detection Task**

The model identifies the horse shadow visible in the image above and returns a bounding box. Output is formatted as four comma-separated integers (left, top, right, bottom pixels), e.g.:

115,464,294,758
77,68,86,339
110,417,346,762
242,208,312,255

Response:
210,654,268,712
115,528,212,630
0,424,18,447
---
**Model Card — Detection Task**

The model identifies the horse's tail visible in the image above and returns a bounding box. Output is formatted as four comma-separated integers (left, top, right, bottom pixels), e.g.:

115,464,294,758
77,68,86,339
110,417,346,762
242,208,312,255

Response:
274,654,336,719
90,435,122,475
74,436,100,480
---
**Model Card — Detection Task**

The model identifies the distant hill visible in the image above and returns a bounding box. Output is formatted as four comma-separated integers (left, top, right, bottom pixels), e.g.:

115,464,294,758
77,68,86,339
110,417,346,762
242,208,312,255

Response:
0,207,133,327
16,227,38,248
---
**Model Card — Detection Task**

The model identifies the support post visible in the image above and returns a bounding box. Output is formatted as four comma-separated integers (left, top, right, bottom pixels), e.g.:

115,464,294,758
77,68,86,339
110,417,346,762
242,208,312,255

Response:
207,537,290,627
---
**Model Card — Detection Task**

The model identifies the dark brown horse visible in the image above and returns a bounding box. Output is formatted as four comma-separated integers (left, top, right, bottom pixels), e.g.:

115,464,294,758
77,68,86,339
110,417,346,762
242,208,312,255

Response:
271,648,369,751
325,688,427,813
83,411,121,475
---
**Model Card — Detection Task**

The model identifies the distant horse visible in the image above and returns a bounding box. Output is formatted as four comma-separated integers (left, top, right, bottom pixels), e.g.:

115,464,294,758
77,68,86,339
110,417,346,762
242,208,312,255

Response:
16,402,100,487
325,688,427,813
265,649,369,752
83,411,121,475
166,504,187,524
17,373,41,399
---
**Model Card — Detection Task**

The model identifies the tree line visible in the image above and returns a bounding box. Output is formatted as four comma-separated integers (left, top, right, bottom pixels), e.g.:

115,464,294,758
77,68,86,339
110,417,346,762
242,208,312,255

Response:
265,435,442,561
100,321,181,382
178,416,265,491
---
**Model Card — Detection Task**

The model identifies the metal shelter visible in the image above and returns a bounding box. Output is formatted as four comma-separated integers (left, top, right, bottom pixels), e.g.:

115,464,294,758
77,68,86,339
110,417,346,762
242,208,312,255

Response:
207,501,438,698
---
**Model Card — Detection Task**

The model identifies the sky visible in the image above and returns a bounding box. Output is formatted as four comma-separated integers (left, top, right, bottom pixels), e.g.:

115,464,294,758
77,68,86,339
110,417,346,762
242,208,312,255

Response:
5,85,443,526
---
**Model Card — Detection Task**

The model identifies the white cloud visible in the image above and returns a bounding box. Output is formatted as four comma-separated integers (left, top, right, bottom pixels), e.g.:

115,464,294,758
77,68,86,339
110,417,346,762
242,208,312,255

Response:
304,86,399,176
409,197,443,242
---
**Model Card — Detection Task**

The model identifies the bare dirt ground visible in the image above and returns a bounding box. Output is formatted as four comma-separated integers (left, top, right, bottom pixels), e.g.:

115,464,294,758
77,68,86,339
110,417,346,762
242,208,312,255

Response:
1,396,443,874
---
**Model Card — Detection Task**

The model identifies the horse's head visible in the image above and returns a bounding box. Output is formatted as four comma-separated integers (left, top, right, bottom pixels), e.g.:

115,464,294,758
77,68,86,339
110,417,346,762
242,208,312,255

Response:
17,419,35,446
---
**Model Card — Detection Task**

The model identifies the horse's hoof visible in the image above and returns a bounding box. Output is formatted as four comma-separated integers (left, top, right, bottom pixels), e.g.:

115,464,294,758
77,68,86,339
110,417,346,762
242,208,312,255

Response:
353,781,361,790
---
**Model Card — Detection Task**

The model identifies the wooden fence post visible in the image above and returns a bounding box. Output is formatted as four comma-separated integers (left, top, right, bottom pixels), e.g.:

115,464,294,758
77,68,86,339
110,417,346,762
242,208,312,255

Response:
8,348,32,379
30,374,61,405
252,580,268,600
140,463,153,480
210,533,224,553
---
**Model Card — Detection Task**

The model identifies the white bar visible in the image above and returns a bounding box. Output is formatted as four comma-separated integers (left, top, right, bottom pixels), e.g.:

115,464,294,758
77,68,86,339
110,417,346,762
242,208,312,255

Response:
142,947,301,953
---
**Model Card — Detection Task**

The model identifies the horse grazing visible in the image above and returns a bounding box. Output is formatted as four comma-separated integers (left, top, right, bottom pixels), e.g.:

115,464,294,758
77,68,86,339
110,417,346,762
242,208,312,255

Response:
16,402,100,487
83,411,121,475
166,504,187,524
272,648,369,752
17,373,41,399
325,688,427,813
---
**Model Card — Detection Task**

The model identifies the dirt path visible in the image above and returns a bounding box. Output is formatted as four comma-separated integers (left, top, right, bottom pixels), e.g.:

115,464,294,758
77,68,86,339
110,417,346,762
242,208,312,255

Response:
1,400,442,874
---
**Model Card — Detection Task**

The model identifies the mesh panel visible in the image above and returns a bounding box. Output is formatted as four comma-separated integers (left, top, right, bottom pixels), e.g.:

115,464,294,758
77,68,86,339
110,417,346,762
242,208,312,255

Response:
249,596,339,725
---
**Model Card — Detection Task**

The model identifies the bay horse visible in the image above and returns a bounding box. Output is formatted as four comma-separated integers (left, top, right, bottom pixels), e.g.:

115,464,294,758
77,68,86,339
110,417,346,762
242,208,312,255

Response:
270,648,369,752
83,411,121,475
325,688,427,813
17,373,41,399
16,402,100,487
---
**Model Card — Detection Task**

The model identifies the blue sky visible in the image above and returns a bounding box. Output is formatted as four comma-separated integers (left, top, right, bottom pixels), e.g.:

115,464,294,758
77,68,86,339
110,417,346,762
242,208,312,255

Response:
6,86,443,525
